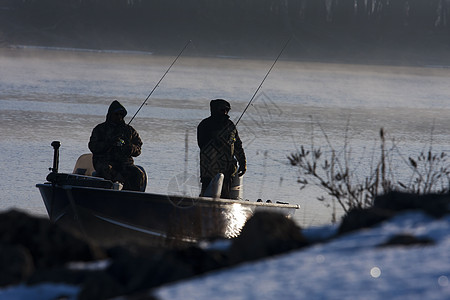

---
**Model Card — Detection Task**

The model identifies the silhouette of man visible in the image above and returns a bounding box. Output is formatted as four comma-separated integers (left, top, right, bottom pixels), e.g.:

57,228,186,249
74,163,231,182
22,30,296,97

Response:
197,99,246,198
89,100,145,191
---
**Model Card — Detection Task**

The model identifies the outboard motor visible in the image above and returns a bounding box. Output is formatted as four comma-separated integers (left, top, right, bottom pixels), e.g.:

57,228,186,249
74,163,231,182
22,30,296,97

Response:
230,175,244,200
204,173,224,198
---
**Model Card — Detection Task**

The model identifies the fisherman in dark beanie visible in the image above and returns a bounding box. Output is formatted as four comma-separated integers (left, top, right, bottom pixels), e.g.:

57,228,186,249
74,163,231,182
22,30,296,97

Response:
89,100,145,191
197,99,246,198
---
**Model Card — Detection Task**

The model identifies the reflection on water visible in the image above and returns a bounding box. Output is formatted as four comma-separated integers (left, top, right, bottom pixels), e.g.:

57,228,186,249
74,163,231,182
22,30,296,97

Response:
1,47,450,227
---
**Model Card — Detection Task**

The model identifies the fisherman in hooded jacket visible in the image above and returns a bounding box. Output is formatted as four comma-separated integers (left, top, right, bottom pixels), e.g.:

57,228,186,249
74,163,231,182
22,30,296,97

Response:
89,100,145,191
197,99,246,199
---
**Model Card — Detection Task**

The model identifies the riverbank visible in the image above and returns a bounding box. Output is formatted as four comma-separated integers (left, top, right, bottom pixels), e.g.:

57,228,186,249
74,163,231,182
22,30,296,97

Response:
0,191,449,299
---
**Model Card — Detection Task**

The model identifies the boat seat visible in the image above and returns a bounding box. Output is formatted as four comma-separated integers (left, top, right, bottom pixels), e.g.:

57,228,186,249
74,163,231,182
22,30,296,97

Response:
73,153,96,176
72,153,147,192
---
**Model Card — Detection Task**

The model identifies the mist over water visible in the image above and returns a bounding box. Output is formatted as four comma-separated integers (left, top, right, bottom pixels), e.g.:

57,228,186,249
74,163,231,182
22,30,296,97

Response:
1,47,450,226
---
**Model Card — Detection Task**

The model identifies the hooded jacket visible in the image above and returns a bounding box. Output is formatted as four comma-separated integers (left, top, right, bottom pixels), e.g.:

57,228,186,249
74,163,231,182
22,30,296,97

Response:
197,99,246,179
89,100,142,166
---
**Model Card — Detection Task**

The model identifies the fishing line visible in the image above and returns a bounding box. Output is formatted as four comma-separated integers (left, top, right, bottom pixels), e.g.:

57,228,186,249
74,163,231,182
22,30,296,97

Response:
128,40,192,125
235,36,292,126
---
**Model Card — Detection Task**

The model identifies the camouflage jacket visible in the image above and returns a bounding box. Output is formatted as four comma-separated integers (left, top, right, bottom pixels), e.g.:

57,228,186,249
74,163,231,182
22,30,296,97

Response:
89,102,142,167
197,115,246,179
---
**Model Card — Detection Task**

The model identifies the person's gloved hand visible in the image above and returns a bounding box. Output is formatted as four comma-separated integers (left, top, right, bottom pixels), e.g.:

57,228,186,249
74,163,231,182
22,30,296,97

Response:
238,163,246,177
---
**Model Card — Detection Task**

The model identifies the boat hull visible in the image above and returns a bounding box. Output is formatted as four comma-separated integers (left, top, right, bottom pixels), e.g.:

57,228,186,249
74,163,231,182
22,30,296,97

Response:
37,180,298,247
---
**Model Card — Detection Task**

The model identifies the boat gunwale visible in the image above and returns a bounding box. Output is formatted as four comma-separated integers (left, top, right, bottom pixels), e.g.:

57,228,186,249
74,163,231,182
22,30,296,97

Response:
36,182,300,209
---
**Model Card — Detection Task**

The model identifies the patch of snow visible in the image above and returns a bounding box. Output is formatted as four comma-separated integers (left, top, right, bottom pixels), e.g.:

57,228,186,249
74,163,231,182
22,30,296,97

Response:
67,259,111,271
198,239,232,251
0,283,79,300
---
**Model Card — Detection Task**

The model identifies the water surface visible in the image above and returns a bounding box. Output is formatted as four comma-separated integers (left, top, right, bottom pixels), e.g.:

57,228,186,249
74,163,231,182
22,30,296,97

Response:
1,47,449,226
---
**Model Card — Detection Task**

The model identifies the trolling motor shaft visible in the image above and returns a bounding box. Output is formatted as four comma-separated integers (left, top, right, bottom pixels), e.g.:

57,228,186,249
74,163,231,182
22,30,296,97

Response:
50,141,61,173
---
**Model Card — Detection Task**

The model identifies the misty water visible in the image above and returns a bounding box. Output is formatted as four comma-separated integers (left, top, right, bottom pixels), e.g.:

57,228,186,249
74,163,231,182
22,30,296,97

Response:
1,47,450,227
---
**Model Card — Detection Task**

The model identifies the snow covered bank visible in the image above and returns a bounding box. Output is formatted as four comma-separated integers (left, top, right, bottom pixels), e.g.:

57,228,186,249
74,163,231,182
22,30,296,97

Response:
155,212,450,300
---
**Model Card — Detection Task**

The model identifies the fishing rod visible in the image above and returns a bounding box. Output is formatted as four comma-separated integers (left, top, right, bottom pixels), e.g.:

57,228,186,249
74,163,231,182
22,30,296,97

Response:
128,40,192,125
235,36,292,126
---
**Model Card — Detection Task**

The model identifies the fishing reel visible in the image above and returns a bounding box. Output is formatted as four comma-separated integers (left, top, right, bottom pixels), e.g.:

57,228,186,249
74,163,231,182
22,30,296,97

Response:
115,138,125,147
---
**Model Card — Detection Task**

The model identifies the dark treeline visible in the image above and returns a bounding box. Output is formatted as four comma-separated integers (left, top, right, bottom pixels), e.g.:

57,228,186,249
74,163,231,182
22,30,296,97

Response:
2,0,449,59
7,0,450,33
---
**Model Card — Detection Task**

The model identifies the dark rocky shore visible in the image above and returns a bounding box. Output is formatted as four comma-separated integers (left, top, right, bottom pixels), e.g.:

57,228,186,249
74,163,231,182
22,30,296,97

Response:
1,191,449,300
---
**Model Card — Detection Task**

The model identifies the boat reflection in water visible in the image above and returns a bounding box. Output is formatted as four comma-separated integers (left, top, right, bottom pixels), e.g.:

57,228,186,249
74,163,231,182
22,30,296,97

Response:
36,141,299,247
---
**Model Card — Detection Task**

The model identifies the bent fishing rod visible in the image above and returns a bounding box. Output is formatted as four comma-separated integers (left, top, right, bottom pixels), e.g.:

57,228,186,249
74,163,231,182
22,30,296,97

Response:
128,40,192,125
235,37,292,126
